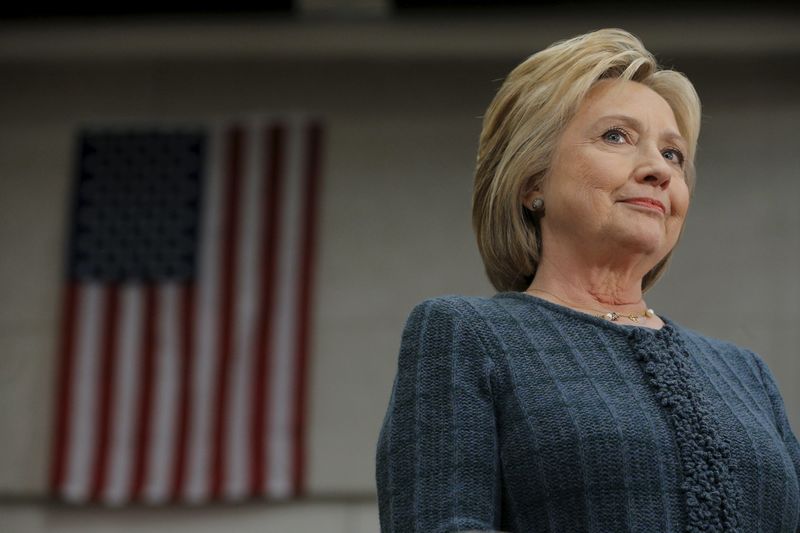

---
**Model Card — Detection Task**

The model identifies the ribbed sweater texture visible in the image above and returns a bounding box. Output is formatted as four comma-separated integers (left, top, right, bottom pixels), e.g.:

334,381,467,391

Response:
375,292,800,532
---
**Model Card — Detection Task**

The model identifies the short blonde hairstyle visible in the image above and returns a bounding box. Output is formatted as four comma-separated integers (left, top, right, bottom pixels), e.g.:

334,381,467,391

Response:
472,28,701,294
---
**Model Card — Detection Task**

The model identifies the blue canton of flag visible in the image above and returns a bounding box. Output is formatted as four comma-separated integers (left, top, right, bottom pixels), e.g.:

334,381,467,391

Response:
70,131,205,282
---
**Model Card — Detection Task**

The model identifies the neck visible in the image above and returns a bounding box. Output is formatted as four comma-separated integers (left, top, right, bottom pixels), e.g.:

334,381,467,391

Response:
526,246,653,315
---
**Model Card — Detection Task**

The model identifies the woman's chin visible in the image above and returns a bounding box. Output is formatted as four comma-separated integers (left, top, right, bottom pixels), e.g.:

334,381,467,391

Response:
611,229,666,256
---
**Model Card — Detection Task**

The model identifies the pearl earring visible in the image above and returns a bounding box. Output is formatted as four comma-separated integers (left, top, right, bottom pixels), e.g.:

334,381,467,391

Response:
530,197,544,212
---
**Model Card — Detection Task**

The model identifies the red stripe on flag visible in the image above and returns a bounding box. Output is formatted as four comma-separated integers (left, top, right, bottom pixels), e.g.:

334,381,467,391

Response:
90,284,120,501
291,121,323,496
211,125,244,499
171,283,196,502
249,123,285,497
50,282,80,495
131,285,158,501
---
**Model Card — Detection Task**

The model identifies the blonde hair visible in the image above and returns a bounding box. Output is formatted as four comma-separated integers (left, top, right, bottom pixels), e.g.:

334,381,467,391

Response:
472,28,701,294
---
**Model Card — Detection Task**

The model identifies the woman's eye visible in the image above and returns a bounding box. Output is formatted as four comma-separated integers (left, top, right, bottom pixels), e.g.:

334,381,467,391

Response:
663,148,685,166
602,128,627,144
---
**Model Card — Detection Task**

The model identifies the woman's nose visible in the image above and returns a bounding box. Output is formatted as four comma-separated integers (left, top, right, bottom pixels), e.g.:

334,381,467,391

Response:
636,146,673,188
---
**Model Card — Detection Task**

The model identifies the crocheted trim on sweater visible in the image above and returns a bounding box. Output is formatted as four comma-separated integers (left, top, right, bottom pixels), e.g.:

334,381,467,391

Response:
627,324,745,532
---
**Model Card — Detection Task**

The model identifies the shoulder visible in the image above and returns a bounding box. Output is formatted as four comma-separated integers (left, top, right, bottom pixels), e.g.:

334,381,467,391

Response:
673,322,764,382
405,292,525,326
401,294,501,351
406,294,495,328
395,295,500,387
406,294,497,321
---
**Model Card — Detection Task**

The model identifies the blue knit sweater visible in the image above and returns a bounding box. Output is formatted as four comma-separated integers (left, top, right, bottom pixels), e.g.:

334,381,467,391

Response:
375,292,800,532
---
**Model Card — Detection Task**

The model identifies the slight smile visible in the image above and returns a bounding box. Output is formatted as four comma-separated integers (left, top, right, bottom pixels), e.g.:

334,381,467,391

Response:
620,198,666,215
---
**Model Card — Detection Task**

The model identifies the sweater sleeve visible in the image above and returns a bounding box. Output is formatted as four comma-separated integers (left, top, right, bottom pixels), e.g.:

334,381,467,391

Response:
375,297,501,533
751,351,800,505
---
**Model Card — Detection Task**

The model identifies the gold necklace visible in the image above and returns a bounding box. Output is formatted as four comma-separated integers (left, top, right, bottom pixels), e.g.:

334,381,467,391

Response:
526,288,656,323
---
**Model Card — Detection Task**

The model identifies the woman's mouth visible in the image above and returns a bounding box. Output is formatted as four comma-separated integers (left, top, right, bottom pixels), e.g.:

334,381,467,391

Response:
620,198,666,215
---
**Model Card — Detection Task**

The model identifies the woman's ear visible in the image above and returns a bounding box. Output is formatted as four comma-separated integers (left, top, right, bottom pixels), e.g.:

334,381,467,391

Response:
520,180,542,208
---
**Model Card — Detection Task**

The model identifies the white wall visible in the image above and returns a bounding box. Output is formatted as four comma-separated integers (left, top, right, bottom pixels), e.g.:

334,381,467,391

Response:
0,23,798,532
1,500,380,533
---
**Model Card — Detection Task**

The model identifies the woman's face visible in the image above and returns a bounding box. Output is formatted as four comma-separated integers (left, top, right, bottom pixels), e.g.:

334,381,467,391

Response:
530,78,691,266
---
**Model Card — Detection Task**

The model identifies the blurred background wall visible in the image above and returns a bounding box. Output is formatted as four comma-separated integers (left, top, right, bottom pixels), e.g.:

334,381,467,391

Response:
1,2,799,531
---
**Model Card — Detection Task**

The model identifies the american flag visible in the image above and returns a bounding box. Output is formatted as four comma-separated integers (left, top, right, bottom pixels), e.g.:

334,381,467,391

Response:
49,116,323,505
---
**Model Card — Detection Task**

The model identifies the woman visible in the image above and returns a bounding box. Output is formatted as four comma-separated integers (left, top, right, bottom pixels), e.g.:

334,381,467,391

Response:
375,28,800,532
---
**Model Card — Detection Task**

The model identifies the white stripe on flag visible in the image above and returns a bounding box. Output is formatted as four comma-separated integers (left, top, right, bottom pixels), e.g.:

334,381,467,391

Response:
144,283,181,503
104,284,143,505
267,120,304,499
186,123,225,503
225,121,265,499
64,283,103,502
